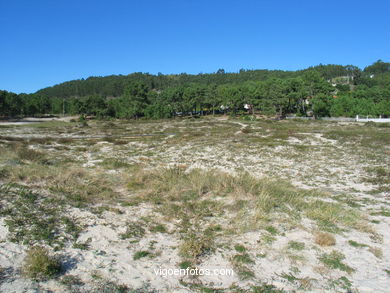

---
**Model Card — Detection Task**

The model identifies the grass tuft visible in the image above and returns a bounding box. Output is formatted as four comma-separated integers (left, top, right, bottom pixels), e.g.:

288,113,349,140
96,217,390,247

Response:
348,240,368,248
319,251,354,273
314,232,336,246
133,251,151,260
287,241,305,251
22,246,61,280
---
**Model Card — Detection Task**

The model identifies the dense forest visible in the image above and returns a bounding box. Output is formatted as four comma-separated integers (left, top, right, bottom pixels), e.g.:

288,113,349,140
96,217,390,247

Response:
1,60,389,119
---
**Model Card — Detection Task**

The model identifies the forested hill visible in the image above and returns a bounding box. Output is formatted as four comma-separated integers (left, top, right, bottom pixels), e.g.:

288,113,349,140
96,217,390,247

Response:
36,69,296,98
1,60,389,119
36,64,364,99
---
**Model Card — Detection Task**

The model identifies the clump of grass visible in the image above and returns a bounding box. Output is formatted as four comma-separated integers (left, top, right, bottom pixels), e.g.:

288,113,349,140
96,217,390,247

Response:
133,251,151,260
329,276,353,291
0,135,24,142
0,167,10,179
120,222,145,240
265,226,278,235
22,246,61,280
234,244,246,253
241,127,252,134
231,255,255,281
319,251,354,273
149,224,167,233
261,234,276,244
364,167,390,185
29,137,54,144
230,249,256,280
369,247,383,258
0,266,4,280
348,240,368,248
288,241,305,251
78,115,88,127
371,208,390,217
59,275,84,290
256,253,267,258
306,200,361,232
92,281,130,292
236,268,255,280
57,137,74,144
17,147,49,164
99,158,131,169
232,253,254,264
179,260,193,270
314,232,336,246
179,232,213,260
279,272,299,283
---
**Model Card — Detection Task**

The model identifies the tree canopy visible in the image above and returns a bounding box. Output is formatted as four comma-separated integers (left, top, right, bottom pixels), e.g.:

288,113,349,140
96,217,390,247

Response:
1,61,389,119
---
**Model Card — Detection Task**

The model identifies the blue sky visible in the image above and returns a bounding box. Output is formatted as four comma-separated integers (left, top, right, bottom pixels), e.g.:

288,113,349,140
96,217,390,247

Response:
1,0,389,93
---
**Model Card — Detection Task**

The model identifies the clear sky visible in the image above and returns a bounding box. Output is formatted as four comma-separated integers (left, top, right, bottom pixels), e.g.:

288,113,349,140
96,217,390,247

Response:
1,0,389,94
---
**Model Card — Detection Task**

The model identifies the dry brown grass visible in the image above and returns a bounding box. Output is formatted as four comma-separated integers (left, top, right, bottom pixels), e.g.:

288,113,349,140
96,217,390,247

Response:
369,247,383,258
127,167,366,234
49,168,119,206
314,232,336,246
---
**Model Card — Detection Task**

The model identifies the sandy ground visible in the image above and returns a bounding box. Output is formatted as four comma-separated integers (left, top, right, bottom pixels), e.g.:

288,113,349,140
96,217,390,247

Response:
0,117,389,292
0,116,78,125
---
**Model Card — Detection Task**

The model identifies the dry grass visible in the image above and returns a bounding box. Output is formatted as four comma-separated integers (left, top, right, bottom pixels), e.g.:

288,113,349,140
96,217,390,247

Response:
368,247,383,258
314,232,336,246
16,146,49,164
48,168,120,206
127,167,366,234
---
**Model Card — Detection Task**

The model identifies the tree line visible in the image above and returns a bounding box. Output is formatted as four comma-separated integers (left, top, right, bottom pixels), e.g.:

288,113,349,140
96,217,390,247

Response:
1,60,389,119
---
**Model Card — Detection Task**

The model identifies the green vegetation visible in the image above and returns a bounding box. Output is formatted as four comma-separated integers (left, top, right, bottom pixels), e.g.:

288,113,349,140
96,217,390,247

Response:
181,282,284,293
22,246,62,280
328,276,353,291
287,241,305,251
232,253,254,264
0,184,81,247
319,251,355,273
149,224,168,233
179,232,214,261
133,251,151,260
364,167,390,193
126,165,367,267
1,60,389,119
348,240,368,248
16,146,49,164
234,244,247,253
265,226,278,235
179,260,193,270
120,222,146,240
370,208,390,217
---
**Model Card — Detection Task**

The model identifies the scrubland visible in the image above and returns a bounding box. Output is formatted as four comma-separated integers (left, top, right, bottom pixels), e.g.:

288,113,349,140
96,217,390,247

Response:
0,117,389,292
